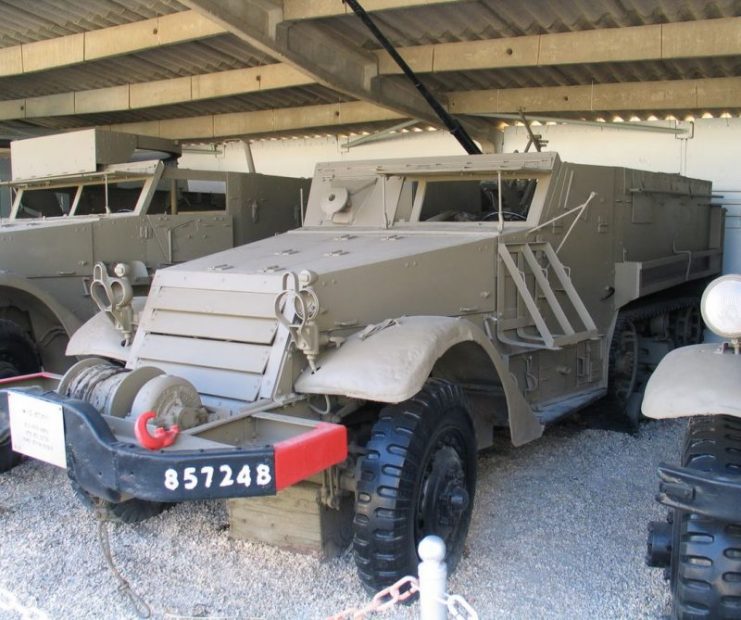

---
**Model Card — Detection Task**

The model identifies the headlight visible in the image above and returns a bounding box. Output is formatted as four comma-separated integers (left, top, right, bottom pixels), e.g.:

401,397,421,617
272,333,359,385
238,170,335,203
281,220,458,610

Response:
701,274,741,339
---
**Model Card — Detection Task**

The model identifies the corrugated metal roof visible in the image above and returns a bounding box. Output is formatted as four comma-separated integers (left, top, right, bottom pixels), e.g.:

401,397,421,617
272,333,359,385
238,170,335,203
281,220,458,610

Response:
33,85,352,126
0,34,273,100
318,0,740,48
421,57,741,92
0,0,737,141
0,0,185,47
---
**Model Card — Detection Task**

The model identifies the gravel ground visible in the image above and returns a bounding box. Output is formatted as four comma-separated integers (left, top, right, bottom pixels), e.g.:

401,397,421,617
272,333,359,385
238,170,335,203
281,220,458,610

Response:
0,417,683,620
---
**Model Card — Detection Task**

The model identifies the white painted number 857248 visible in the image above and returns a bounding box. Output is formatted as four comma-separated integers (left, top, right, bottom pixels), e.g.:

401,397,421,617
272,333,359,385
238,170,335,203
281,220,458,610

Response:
164,463,272,491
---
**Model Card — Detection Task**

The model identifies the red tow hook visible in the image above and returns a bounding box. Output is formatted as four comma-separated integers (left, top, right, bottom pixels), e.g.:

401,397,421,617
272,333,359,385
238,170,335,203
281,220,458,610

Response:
134,411,180,450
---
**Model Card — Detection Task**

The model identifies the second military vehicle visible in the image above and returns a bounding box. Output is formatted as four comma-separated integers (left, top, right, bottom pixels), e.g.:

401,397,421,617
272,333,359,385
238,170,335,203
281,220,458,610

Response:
3,151,722,591
0,129,307,376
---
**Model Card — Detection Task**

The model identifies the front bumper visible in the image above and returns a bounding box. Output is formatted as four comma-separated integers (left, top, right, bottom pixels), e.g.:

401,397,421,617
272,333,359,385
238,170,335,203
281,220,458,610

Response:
656,462,741,523
2,384,347,504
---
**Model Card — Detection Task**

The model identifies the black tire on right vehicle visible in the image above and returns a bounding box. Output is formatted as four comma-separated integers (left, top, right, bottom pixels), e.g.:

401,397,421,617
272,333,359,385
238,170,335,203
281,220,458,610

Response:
353,379,477,593
670,415,741,620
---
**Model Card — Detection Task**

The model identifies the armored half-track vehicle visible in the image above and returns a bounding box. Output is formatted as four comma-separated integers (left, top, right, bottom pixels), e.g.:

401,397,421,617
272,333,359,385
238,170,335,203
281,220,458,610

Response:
644,274,741,619
0,129,307,376
3,151,723,591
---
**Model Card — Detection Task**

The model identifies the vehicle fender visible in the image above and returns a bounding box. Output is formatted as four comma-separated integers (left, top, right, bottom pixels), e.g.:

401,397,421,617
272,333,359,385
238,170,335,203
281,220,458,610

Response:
66,297,146,363
294,315,544,446
0,272,81,336
642,343,741,419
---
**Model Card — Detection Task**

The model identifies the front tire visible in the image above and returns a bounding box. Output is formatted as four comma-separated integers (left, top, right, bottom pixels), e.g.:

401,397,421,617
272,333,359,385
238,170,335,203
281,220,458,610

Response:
670,416,741,619
353,379,476,592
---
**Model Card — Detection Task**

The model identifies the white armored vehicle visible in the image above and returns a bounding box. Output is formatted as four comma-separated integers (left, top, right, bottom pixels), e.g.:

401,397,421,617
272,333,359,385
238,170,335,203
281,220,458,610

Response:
3,151,723,591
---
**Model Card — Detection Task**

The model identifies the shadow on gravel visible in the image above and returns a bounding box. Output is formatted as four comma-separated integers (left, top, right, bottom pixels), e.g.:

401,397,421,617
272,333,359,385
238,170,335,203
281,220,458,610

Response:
569,399,642,435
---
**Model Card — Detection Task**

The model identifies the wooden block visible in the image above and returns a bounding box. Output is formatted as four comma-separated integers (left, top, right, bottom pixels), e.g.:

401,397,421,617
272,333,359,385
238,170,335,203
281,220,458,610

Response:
227,482,353,557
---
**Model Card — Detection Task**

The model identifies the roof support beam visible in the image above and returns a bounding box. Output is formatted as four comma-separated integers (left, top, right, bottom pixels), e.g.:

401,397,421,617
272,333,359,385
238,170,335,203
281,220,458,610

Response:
105,100,403,141
43,77,733,142
376,16,741,74
0,64,314,120
0,11,224,77
448,77,741,115
282,0,465,21
0,39,741,120
0,11,735,81
179,0,443,126
0,2,467,78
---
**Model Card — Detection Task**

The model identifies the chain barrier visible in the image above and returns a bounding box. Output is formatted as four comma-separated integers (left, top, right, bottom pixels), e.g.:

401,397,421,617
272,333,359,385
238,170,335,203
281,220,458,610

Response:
329,576,418,619
328,576,478,620
444,594,479,620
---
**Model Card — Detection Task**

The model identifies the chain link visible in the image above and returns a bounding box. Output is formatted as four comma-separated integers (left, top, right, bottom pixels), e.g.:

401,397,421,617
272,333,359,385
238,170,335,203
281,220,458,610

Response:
443,593,479,620
328,576,419,619
328,576,479,620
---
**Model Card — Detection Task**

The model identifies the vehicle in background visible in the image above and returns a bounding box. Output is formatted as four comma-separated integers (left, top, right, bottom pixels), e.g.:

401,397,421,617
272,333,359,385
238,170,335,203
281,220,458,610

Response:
0,129,308,375
644,274,741,620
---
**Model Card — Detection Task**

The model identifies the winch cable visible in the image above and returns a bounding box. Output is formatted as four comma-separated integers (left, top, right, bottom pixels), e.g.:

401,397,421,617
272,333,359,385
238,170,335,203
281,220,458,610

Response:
95,509,152,619
343,0,483,155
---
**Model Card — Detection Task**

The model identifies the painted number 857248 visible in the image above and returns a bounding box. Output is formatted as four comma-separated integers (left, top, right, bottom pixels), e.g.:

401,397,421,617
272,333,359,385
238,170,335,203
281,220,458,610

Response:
163,464,272,492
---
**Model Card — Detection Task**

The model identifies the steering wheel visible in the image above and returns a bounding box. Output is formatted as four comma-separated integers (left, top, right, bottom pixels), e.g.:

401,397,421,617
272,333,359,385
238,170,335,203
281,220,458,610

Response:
482,209,528,221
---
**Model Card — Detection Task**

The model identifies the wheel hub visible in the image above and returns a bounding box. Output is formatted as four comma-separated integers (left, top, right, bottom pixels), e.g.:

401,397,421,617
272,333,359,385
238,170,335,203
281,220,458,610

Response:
418,445,468,538
646,519,672,568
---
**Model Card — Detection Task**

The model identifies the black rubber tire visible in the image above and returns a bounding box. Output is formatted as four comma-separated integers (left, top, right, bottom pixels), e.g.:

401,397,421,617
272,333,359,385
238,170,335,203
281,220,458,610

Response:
0,436,22,472
0,319,41,378
68,473,171,524
0,320,41,472
353,379,477,592
670,416,741,619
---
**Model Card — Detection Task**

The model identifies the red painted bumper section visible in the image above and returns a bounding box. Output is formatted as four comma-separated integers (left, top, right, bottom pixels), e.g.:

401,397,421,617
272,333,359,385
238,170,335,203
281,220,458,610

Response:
274,422,348,490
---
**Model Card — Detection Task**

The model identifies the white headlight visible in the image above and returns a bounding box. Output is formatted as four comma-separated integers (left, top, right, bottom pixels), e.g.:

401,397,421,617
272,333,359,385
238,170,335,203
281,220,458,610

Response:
701,274,741,339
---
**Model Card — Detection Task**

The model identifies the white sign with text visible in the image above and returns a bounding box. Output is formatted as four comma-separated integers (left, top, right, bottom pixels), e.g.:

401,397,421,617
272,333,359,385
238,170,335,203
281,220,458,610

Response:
8,392,67,469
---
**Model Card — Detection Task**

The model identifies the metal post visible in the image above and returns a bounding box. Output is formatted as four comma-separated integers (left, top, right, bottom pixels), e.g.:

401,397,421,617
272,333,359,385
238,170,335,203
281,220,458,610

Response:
418,536,447,620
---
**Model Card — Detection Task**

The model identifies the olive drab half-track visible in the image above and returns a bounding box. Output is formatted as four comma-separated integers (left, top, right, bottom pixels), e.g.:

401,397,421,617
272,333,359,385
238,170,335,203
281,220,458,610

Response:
0,129,308,375
2,151,723,591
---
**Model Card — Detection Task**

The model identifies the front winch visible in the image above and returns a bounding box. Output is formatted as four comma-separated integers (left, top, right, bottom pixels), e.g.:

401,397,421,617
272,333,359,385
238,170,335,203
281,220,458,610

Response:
59,359,206,431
